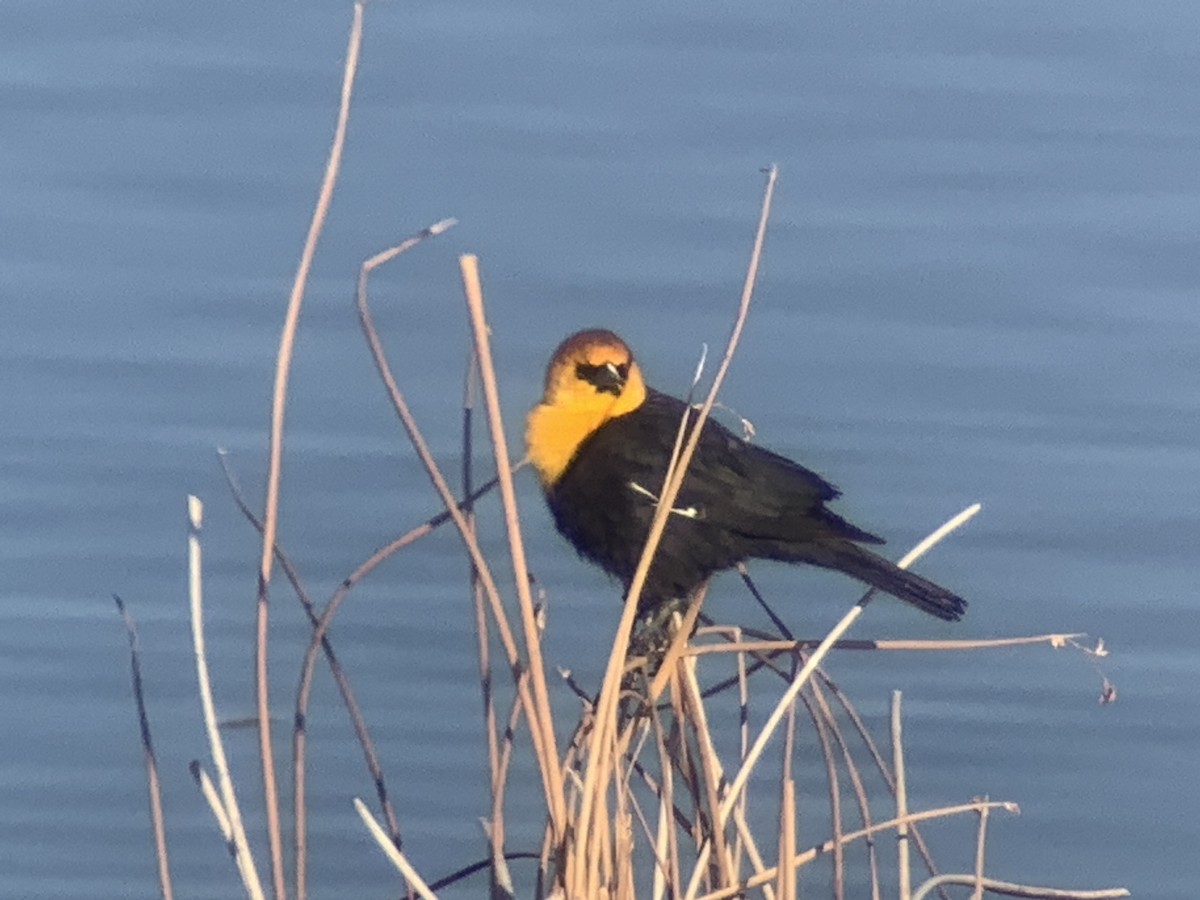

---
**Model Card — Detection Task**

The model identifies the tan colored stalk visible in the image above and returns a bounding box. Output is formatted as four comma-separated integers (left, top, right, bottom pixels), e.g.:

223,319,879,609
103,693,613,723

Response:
459,254,566,836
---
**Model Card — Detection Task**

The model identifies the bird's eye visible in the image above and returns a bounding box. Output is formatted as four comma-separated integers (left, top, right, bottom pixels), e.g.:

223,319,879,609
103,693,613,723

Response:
575,360,627,396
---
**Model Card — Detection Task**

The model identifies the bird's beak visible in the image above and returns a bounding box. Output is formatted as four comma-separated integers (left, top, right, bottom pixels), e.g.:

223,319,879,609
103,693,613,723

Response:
596,361,626,396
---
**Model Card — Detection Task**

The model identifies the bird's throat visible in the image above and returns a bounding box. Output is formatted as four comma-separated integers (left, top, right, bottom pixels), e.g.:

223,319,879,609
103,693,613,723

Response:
526,381,645,486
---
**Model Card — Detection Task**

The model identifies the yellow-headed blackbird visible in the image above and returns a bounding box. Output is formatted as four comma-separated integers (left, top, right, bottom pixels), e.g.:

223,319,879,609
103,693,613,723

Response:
525,329,966,621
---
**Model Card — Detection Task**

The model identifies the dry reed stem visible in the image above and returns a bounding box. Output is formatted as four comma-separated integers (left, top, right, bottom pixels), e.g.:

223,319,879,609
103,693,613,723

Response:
459,254,567,837
114,596,174,900
187,496,265,900
694,800,1018,900
688,633,1089,657
973,796,990,900
892,692,911,900
683,502,980,900
255,9,365,895
911,876,1129,900
574,166,778,895
353,799,439,900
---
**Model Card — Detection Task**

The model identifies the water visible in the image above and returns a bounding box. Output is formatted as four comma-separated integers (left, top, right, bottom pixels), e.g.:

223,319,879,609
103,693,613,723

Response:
2,1,1196,896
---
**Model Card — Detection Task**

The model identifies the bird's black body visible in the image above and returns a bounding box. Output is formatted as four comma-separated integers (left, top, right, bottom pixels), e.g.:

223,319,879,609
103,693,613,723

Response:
546,389,966,621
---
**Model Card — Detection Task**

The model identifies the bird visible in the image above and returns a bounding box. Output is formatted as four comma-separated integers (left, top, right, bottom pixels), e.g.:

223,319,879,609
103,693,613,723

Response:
525,328,966,622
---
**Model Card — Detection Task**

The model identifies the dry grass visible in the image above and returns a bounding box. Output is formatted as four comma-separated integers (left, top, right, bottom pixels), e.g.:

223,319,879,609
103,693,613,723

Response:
113,6,1128,900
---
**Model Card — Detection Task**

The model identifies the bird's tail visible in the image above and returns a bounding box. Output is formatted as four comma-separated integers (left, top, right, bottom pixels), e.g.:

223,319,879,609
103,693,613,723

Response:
791,541,967,622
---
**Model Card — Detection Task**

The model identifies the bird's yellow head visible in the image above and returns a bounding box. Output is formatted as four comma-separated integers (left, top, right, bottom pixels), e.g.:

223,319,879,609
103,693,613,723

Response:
526,329,648,486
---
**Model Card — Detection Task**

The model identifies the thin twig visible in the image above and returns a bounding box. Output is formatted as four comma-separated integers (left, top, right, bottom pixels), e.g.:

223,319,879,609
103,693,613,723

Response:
114,596,174,900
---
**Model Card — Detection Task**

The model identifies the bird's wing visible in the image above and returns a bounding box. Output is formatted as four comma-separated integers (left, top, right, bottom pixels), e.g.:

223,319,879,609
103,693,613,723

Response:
599,391,878,545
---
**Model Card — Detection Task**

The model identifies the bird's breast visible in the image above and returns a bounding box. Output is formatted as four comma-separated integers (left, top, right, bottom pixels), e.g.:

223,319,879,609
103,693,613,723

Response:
525,403,607,486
